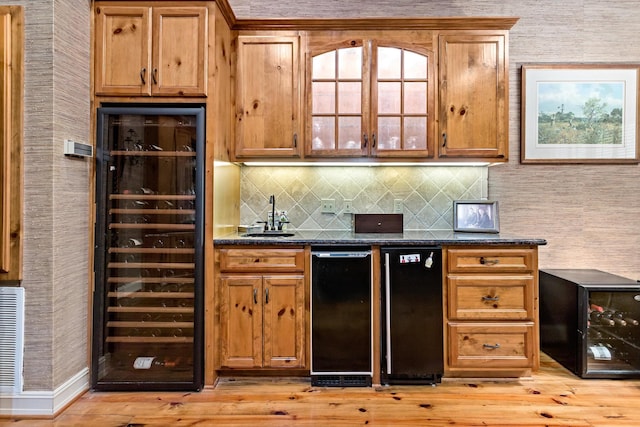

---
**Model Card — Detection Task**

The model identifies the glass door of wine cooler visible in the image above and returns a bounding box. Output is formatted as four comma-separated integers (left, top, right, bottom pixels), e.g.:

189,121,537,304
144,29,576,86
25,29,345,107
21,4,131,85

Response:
92,106,204,390
586,290,640,377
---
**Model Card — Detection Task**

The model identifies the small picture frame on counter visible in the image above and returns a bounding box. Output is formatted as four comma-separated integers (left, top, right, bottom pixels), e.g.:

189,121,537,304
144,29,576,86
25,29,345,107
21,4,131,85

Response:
453,200,500,233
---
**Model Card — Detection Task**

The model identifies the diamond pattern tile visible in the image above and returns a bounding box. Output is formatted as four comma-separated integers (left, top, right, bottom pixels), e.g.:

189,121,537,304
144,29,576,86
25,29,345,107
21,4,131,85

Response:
240,166,487,231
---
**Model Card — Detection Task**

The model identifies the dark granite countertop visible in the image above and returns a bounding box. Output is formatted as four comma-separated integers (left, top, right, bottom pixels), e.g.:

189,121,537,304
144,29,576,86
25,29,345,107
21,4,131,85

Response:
214,230,547,246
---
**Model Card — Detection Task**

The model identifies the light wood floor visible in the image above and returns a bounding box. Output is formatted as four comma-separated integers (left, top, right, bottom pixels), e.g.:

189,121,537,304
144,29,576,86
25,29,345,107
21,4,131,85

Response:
2,354,640,426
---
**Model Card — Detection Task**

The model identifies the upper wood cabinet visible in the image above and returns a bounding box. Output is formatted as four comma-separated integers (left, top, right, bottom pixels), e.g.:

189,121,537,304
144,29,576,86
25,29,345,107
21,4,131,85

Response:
94,4,207,97
305,38,435,159
234,35,301,158
438,32,508,161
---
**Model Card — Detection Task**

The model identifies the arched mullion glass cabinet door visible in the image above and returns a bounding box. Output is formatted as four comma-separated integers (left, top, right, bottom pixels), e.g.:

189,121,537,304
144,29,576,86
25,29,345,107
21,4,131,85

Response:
371,43,434,158
307,41,370,157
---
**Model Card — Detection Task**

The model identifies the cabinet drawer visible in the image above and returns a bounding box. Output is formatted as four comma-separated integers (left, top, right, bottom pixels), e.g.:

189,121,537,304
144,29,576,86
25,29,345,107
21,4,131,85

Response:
447,248,534,273
448,322,535,368
447,275,534,320
219,248,304,273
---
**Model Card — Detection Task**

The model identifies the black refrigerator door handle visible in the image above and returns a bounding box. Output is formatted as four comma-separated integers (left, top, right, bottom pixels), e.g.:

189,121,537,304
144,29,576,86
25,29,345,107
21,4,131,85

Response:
384,252,392,375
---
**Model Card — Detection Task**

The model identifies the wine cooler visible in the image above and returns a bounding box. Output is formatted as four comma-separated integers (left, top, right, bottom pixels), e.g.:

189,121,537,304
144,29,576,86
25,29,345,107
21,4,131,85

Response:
540,269,640,379
92,106,205,390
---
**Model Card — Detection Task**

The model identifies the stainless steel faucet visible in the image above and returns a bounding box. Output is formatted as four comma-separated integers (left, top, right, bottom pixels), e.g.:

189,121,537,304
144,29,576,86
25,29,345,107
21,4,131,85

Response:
269,194,276,231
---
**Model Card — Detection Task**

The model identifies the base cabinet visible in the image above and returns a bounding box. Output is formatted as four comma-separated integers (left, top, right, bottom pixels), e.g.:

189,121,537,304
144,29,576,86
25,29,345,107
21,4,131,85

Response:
444,246,539,377
217,248,306,369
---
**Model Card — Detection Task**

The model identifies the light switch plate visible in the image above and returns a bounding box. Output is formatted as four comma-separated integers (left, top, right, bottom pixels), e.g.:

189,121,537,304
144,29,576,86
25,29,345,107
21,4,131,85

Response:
344,199,354,214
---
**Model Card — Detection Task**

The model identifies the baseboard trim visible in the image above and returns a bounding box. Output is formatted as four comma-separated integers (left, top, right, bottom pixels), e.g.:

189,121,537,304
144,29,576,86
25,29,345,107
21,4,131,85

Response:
0,367,89,417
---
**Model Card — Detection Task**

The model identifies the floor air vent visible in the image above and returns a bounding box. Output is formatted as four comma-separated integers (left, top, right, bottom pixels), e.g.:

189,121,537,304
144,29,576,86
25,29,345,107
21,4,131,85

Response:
0,287,25,394
311,375,372,387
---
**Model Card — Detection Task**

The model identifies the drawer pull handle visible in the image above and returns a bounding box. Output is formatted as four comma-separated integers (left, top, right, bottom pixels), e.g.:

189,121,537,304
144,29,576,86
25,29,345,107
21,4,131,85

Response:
483,343,501,350
479,257,499,266
265,288,269,304
482,295,500,302
253,288,258,304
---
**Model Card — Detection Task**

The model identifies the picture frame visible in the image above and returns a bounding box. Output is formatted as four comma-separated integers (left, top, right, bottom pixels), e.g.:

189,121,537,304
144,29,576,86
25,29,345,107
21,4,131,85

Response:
453,200,500,233
521,64,640,164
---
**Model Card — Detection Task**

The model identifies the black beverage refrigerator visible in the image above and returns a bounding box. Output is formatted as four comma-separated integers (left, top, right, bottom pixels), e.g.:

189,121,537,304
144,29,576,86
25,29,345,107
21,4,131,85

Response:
92,106,205,390
381,247,443,384
310,248,373,387
540,269,640,379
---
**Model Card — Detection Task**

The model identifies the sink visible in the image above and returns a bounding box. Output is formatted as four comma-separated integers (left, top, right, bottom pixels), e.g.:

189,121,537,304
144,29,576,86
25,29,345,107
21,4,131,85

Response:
243,231,295,237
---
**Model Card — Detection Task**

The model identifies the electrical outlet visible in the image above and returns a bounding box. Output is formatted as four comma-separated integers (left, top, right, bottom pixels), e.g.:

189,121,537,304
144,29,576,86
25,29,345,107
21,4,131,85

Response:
393,199,403,213
344,199,354,214
321,199,336,214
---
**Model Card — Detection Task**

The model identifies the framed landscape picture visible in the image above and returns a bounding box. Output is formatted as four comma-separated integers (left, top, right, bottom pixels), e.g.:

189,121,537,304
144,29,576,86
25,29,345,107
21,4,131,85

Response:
521,64,639,164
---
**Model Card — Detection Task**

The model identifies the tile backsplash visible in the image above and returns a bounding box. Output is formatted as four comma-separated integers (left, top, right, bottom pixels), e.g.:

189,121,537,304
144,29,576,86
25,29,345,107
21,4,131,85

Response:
240,166,488,231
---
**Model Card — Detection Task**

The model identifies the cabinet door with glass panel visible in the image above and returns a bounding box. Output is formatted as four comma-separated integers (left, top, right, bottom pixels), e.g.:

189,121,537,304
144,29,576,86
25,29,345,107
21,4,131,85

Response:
306,39,435,158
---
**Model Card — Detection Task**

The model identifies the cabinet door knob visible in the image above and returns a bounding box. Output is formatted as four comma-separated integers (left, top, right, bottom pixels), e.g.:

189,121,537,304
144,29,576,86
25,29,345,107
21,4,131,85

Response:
479,257,499,266
152,68,158,85
442,132,447,147
253,288,258,304
363,133,368,148
483,343,501,350
265,288,269,304
140,67,146,84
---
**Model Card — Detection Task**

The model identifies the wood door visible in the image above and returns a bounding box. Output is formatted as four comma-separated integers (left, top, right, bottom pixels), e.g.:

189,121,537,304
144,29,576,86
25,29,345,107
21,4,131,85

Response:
235,36,300,158
218,275,263,368
447,275,535,320
219,248,305,273
438,33,507,160
94,6,151,96
262,275,305,368
152,7,207,96
447,322,535,369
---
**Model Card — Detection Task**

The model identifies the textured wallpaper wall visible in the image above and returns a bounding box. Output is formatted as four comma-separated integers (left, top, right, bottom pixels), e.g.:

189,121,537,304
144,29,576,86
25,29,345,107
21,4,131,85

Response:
240,166,487,231
1,0,92,391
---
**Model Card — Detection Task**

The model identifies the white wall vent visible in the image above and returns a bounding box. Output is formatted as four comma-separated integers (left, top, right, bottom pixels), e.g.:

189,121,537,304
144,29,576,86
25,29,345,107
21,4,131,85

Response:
0,287,25,394
63,139,93,158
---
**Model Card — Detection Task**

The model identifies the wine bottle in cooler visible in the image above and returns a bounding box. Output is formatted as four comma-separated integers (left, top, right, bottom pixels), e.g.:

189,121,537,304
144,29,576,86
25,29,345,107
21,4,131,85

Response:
589,311,615,326
602,310,627,326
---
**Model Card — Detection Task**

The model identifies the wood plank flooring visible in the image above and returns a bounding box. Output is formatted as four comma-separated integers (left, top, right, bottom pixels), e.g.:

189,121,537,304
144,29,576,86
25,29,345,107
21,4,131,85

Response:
2,354,640,426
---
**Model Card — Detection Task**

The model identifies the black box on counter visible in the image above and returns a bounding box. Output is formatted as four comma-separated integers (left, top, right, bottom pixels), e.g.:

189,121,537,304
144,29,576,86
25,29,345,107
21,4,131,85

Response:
353,213,403,233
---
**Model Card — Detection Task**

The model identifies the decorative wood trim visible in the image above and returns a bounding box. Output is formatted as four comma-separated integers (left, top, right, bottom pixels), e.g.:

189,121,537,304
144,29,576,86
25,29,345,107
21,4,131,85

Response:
214,0,236,29
0,11,10,273
0,6,22,279
233,17,519,31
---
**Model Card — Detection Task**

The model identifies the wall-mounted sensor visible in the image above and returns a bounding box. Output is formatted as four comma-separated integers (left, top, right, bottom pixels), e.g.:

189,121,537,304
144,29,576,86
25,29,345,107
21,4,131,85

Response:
64,139,93,158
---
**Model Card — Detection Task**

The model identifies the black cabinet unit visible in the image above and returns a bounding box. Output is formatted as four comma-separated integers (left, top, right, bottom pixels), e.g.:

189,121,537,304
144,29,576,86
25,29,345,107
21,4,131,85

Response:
540,269,640,379
92,106,205,390
310,248,373,387
381,247,443,384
